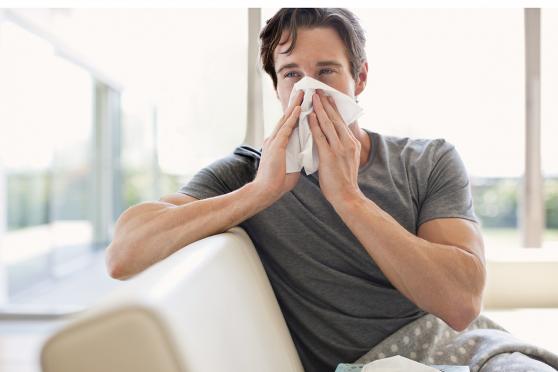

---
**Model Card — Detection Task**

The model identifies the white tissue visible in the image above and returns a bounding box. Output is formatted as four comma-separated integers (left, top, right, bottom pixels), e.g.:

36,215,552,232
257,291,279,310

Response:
285,76,363,175
362,355,439,372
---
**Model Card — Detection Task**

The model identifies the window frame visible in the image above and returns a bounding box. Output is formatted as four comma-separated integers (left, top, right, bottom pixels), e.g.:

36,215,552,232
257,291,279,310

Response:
521,8,544,248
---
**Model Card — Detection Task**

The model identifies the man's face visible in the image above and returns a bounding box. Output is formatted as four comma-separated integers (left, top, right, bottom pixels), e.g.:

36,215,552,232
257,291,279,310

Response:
273,27,358,113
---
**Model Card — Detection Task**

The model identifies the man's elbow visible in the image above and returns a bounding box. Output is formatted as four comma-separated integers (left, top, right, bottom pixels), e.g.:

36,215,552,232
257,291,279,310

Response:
448,256,486,331
447,294,482,332
105,241,134,280
106,259,127,281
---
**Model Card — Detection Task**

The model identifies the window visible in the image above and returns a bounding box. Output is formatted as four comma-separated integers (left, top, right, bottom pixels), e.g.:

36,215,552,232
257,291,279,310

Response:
0,21,95,294
0,9,250,302
104,9,250,199
13,9,250,196
121,93,159,208
144,10,249,190
71,10,250,196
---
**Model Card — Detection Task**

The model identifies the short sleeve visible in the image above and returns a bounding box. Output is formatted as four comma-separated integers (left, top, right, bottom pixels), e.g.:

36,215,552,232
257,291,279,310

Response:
177,145,260,200
417,142,479,227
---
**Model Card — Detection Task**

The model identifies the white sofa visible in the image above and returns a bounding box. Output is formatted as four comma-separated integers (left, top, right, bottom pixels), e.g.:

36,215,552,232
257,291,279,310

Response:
40,226,558,371
40,227,305,372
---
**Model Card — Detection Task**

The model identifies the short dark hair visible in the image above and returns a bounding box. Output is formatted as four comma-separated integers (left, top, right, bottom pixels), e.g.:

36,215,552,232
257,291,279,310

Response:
259,8,367,90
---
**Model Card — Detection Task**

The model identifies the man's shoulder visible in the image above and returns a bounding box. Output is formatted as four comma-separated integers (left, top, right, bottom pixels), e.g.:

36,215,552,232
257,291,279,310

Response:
207,144,260,171
377,132,452,154
373,131,454,166
180,145,260,198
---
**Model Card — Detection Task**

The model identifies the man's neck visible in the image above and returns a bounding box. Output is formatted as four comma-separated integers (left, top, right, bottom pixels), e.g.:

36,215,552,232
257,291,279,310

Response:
350,121,372,168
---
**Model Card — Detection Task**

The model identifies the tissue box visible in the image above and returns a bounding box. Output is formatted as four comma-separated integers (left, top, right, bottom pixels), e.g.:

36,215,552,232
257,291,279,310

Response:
335,363,470,372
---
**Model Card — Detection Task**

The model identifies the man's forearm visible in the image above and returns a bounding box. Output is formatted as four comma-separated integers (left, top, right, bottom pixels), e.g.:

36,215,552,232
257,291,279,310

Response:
332,192,485,331
107,181,273,279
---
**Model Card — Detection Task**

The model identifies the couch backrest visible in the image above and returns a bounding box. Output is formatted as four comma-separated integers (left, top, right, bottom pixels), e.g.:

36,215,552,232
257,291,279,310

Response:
41,227,304,372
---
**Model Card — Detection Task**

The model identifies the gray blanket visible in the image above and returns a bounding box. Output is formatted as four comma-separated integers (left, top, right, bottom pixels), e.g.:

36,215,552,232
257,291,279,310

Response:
335,313,558,372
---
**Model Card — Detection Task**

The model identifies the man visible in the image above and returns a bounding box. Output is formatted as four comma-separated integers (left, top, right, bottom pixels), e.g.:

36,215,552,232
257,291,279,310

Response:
105,8,486,372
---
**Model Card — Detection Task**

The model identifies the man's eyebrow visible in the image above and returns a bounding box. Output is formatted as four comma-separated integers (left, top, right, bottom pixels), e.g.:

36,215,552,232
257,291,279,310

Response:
276,61,344,75
276,63,299,74
316,61,343,68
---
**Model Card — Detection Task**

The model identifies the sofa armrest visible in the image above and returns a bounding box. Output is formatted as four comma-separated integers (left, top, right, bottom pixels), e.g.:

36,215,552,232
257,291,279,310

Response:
41,227,304,372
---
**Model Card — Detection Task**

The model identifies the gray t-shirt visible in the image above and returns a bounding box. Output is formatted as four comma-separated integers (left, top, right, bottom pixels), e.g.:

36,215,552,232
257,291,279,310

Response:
178,129,478,372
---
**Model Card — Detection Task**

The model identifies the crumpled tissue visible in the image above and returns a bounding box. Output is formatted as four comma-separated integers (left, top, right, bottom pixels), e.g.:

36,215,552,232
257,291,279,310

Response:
362,355,439,372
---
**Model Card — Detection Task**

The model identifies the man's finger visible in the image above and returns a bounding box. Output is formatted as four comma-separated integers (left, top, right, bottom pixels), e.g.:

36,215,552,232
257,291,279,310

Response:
320,93,352,142
308,112,329,154
285,89,304,119
312,92,341,148
269,90,304,140
274,105,301,148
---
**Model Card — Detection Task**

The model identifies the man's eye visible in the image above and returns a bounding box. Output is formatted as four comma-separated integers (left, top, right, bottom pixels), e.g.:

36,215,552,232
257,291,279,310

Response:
319,68,334,75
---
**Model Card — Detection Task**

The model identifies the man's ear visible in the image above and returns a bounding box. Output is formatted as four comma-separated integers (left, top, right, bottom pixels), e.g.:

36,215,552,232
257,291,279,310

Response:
354,61,368,97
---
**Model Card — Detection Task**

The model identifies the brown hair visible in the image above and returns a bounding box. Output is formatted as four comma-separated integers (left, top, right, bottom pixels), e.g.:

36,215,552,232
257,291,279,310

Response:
259,8,367,90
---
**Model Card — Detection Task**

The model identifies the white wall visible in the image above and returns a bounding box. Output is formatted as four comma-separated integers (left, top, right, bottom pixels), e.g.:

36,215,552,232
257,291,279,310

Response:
0,13,9,305
0,164,7,305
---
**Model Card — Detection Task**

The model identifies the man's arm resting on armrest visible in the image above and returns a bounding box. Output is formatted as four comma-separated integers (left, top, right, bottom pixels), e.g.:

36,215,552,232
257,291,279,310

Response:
105,93,304,280
105,182,273,280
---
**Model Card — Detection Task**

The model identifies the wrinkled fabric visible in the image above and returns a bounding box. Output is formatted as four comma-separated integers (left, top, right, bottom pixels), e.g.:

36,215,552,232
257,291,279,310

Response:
336,313,558,372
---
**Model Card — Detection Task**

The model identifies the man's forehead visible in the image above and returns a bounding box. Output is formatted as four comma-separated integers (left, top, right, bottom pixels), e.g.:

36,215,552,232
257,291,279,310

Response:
273,27,348,65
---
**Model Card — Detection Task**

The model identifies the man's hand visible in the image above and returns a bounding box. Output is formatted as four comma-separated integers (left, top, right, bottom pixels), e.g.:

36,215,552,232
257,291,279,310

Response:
308,89,363,207
252,90,304,203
